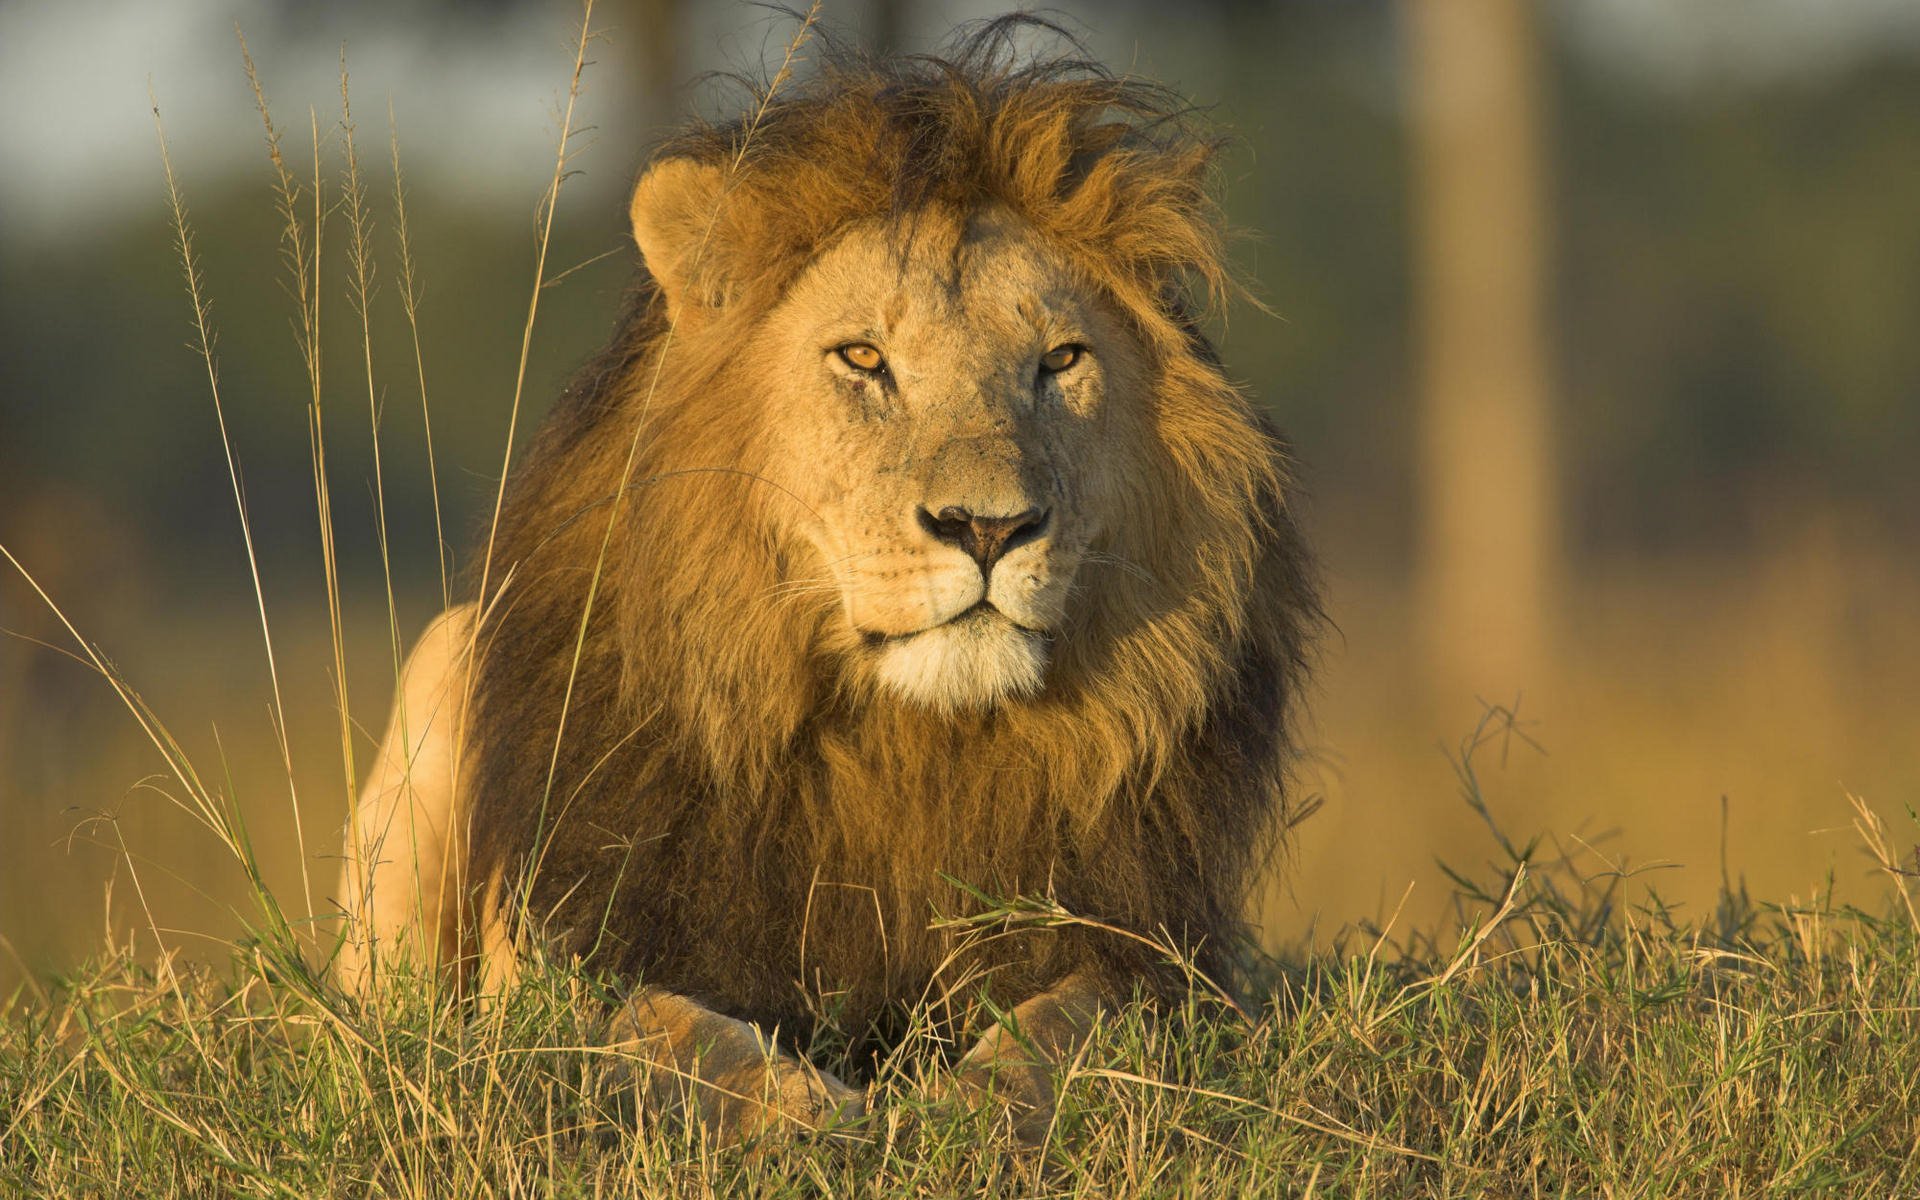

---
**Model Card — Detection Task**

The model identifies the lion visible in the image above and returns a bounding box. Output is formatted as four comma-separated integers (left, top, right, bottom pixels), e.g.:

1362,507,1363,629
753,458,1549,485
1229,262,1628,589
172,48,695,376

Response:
337,20,1320,1145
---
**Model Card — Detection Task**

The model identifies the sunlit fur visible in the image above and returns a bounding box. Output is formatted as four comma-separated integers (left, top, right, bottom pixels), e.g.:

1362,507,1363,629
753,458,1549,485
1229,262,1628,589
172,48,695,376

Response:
460,20,1323,1044
874,612,1049,712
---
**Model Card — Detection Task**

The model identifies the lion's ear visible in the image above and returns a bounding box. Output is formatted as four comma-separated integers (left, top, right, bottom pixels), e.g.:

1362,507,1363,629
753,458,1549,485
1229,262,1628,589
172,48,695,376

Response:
630,157,737,321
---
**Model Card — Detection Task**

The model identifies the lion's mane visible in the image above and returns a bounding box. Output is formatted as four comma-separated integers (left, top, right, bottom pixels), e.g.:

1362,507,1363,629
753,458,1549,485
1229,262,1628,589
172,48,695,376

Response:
466,18,1321,1041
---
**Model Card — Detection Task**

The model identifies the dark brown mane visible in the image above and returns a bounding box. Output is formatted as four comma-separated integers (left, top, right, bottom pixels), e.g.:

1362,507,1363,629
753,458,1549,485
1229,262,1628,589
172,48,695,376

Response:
464,16,1321,1050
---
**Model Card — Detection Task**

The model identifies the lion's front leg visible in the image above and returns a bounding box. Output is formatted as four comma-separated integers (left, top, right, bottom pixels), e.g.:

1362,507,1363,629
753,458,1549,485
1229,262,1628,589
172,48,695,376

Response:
336,605,477,994
947,970,1110,1144
609,987,866,1146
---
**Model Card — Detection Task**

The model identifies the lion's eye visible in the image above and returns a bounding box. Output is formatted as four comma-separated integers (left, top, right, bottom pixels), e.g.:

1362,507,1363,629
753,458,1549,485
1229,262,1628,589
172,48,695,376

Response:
836,343,886,373
1039,344,1083,374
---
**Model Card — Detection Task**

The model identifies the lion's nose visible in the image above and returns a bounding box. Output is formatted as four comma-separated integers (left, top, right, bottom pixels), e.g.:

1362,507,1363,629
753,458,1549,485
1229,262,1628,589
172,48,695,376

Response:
917,505,1048,574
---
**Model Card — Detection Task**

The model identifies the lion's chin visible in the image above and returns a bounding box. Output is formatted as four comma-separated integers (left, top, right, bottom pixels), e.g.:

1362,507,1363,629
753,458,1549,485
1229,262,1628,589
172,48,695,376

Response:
873,610,1048,712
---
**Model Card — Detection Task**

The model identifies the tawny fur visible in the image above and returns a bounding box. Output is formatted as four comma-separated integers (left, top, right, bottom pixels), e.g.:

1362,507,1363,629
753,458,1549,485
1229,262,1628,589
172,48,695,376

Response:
339,19,1320,1137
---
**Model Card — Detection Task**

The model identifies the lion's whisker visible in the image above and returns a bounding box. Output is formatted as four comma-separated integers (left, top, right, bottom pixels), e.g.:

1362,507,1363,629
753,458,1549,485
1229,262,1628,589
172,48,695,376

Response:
1083,551,1161,590
761,583,842,606
761,574,841,597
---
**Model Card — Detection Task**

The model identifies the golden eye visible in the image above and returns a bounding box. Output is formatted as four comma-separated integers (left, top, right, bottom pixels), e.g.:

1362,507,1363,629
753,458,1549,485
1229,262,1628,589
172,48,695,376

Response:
836,343,885,373
1039,344,1083,373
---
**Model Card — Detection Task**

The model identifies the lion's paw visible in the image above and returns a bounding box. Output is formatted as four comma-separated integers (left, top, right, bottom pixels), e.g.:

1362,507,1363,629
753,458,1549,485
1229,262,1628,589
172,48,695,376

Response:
929,1057,1058,1147
725,1057,868,1146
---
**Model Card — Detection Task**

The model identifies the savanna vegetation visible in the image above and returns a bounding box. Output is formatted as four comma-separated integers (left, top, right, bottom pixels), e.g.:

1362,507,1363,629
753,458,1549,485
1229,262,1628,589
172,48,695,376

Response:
5,714,1917,1197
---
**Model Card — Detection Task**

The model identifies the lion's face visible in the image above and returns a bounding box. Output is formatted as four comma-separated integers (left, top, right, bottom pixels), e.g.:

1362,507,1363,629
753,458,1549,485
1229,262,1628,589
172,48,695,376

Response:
745,207,1148,711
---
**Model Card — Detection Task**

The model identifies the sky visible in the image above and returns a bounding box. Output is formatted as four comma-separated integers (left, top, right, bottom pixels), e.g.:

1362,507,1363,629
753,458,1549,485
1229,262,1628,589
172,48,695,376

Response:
1,0,586,240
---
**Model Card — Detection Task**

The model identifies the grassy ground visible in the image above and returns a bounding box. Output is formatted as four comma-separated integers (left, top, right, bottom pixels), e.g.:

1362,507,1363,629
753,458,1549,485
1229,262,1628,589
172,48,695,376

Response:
6,739,1918,1199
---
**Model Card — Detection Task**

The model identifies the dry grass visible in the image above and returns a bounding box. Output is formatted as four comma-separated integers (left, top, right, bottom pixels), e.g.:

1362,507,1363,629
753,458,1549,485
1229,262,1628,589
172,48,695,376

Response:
4,754,1918,1196
1274,531,1920,949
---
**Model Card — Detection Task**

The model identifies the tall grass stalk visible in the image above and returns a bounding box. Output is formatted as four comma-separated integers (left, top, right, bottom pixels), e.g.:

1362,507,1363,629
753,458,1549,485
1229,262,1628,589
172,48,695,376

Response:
153,74,313,932
467,0,599,647
337,55,408,751
329,54,455,1033
241,33,359,869
386,106,451,613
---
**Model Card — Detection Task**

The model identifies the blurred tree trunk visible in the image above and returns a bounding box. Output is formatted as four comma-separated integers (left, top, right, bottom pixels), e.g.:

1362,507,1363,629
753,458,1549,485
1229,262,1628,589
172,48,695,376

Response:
868,0,910,55
623,0,685,133
1403,0,1558,702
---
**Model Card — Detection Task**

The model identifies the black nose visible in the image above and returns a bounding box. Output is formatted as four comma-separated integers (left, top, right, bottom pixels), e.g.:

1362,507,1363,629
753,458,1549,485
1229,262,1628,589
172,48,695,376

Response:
918,505,1048,574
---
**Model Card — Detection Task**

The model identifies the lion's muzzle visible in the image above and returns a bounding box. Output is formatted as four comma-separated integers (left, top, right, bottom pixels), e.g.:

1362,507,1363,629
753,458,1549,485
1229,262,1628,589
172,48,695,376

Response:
915,504,1049,575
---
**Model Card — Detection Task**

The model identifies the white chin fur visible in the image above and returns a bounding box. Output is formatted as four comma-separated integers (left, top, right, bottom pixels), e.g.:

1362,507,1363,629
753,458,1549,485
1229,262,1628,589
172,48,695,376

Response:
875,614,1048,711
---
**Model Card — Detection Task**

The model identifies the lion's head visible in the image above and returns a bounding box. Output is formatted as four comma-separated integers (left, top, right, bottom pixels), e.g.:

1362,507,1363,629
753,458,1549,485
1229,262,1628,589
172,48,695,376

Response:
468,21,1320,1025
632,179,1153,711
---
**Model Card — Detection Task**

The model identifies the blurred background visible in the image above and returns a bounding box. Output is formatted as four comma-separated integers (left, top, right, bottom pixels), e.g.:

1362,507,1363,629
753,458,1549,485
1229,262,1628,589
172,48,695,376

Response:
3,0,1917,991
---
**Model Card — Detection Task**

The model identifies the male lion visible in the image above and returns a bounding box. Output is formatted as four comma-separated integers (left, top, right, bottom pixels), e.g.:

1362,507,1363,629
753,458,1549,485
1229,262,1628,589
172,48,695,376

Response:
338,21,1319,1145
